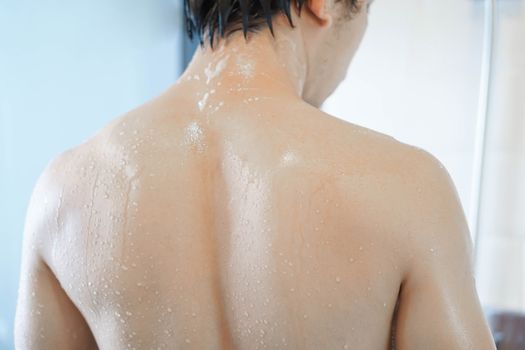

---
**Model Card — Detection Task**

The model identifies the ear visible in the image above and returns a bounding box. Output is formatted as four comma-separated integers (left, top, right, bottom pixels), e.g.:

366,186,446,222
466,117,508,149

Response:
304,0,333,27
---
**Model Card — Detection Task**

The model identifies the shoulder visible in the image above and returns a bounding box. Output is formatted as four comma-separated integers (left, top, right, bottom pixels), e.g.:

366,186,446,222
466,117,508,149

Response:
22,103,186,258
23,119,119,255
293,106,461,221
374,140,474,275
21,146,80,263
397,145,474,269
330,119,473,265
328,110,458,211
27,144,84,220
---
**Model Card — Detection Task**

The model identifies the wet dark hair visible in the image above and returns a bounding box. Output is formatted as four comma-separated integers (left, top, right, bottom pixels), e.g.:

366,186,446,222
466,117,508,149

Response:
184,0,360,47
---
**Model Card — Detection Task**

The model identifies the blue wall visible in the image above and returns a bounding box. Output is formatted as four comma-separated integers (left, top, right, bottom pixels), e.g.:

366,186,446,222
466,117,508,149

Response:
0,1,183,348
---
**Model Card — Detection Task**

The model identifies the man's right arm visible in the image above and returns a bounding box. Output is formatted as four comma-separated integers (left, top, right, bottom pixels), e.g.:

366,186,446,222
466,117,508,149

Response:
15,154,98,350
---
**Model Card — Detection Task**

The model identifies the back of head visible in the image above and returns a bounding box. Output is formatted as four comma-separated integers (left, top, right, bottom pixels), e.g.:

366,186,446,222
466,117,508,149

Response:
184,0,361,47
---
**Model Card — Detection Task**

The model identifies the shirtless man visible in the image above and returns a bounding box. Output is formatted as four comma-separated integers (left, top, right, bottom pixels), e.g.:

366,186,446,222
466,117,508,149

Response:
14,0,497,348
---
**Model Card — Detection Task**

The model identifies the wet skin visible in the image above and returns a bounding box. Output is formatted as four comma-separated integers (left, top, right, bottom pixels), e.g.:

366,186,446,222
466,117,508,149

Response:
15,12,496,350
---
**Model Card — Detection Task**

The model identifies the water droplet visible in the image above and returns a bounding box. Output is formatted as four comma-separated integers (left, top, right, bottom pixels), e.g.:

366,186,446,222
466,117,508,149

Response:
344,344,349,350
167,307,172,313
185,338,191,344
359,246,363,251
335,276,341,283
290,287,295,292
198,92,210,111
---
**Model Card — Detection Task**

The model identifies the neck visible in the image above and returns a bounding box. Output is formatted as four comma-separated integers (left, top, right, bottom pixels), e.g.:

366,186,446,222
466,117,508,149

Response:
178,22,309,104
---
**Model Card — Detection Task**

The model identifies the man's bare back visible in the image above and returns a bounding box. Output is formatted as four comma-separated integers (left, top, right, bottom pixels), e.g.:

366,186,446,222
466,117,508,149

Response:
15,84,495,349
15,2,496,348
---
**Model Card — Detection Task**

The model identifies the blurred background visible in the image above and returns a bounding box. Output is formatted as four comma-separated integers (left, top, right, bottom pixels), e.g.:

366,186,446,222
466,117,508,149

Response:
0,0,523,349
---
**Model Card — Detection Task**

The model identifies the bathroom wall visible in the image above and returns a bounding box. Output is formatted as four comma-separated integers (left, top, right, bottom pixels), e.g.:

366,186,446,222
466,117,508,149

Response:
475,0,525,312
0,1,183,348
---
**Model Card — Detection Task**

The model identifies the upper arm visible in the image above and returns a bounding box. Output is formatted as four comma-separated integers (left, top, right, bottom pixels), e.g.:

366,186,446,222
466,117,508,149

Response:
15,154,98,350
394,149,496,350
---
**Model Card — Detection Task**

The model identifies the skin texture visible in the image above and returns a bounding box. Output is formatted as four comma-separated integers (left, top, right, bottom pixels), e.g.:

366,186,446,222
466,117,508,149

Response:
15,0,497,349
